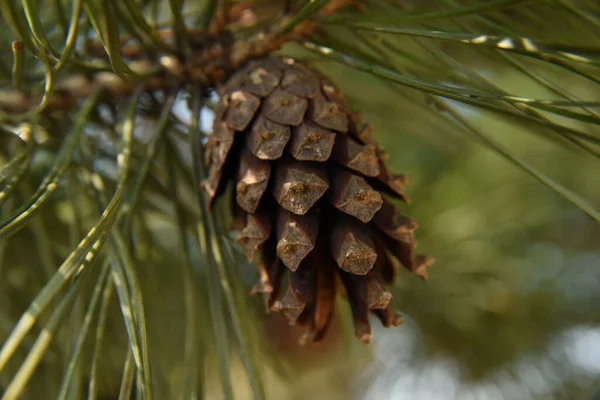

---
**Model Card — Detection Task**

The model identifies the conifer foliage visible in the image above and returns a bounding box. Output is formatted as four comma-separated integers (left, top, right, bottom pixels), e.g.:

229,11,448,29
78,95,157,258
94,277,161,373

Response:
0,0,599,399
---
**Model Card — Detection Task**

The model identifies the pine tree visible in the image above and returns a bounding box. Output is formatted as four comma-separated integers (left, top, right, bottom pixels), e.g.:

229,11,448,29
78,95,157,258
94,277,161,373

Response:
0,1,599,399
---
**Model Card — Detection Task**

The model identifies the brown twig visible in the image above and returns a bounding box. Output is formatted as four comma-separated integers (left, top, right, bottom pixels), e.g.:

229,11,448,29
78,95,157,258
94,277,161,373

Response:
0,0,355,118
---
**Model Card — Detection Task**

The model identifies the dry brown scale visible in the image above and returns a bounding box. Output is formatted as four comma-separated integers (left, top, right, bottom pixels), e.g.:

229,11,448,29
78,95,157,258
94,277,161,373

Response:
204,56,434,344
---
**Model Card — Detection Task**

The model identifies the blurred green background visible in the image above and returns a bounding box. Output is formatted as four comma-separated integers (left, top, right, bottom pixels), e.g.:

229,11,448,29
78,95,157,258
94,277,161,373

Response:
1,1,600,399
297,58,600,399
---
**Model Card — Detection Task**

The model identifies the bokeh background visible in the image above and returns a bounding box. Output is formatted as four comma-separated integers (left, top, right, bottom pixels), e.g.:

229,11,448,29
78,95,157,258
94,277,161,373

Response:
1,1,600,399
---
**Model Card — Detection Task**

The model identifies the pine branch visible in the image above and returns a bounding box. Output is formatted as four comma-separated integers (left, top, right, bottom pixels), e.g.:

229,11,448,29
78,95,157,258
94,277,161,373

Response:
1,1,599,399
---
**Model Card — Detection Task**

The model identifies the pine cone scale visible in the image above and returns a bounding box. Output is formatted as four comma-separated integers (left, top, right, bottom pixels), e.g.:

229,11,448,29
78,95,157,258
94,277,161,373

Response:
340,271,372,343
332,135,380,177
273,160,329,215
263,88,307,126
373,200,417,245
289,121,336,161
276,209,319,271
205,56,434,343
237,213,271,262
329,167,383,223
331,217,378,275
246,115,291,160
281,63,320,98
310,93,349,132
245,63,282,96
224,91,260,131
312,266,336,340
236,149,271,213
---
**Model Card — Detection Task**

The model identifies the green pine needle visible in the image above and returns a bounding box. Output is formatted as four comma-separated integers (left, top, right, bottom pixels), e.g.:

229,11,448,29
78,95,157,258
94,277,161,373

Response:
1,1,599,398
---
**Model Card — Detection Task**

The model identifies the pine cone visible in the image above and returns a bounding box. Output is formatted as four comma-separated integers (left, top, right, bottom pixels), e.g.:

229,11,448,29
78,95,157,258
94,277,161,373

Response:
204,57,434,344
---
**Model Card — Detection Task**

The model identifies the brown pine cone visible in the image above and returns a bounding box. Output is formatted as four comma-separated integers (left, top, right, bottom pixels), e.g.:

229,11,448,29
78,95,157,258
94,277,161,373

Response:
203,56,434,344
